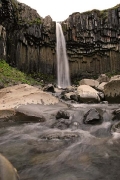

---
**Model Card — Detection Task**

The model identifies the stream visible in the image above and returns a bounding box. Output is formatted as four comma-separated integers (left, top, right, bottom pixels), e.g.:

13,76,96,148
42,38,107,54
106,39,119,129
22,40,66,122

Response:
0,103,120,180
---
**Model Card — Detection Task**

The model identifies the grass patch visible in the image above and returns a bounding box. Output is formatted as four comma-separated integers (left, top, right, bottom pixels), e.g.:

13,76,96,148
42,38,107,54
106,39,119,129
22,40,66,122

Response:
0,60,42,87
105,71,120,78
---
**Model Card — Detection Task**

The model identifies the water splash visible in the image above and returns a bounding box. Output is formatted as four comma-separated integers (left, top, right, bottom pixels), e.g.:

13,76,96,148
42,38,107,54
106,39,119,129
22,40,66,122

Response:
56,22,71,89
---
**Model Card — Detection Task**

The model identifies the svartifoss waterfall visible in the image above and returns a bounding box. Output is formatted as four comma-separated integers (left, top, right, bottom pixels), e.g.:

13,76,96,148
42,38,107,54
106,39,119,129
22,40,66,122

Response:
56,22,71,88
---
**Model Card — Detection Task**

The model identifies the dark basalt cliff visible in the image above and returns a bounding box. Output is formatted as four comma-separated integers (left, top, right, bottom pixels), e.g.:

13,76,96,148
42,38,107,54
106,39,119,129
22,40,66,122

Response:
0,0,56,75
0,0,120,79
63,7,120,78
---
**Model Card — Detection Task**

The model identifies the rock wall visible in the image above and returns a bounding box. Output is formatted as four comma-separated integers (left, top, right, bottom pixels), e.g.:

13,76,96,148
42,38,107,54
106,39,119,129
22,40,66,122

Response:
0,0,56,75
0,25,6,60
0,0,120,79
62,7,120,78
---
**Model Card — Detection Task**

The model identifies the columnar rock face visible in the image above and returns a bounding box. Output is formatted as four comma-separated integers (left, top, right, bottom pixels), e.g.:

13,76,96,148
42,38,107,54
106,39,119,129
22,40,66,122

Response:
62,7,120,78
0,0,120,79
0,0,56,75
0,25,6,59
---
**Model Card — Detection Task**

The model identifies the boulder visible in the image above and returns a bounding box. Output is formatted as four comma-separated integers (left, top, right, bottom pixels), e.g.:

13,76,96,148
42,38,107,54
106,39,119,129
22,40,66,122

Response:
97,74,109,83
0,109,15,121
52,118,72,130
13,111,46,123
0,153,19,180
63,92,78,101
79,79,99,88
111,121,120,133
112,108,120,120
43,84,55,93
104,78,120,103
77,85,100,103
56,110,70,119
83,108,102,125
97,82,107,91
98,92,105,101
110,75,120,81
0,84,59,110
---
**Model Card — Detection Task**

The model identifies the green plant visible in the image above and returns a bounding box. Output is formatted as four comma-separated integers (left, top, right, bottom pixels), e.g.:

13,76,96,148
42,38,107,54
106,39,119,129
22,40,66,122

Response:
0,60,42,87
105,71,120,78
29,18,42,25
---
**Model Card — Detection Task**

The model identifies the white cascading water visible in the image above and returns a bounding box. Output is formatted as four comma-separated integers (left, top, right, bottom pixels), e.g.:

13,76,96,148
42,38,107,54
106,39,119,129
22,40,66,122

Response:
56,22,71,89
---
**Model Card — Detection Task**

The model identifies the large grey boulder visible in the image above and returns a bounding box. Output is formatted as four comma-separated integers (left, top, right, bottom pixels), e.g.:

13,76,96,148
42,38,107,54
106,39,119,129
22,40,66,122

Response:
79,79,99,88
77,85,100,103
83,108,103,125
104,78,120,103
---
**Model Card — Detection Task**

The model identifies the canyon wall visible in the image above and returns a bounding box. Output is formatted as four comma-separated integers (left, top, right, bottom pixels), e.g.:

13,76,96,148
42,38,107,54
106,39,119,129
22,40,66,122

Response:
0,0,56,75
0,0,120,79
63,7,120,78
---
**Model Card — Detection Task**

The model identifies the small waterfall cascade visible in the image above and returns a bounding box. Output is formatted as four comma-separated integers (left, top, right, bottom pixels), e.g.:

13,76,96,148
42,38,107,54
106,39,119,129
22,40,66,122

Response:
56,22,71,88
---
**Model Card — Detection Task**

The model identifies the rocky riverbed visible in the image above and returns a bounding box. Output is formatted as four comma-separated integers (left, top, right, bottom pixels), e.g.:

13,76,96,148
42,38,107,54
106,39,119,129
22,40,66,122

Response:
0,82,120,180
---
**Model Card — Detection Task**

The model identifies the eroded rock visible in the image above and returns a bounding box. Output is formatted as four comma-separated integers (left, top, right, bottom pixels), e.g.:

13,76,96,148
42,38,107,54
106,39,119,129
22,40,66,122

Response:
77,85,100,103
83,108,103,125
104,78,120,103
79,79,99,88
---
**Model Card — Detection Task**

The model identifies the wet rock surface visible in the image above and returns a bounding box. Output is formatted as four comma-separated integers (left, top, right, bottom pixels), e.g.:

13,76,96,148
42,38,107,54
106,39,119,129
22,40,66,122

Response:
83,108,103,125
0,103,120,180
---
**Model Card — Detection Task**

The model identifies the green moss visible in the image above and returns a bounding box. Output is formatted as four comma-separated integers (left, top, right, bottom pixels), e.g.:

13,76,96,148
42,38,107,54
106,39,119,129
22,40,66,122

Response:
105,71,120,78
82,9,100,15
100,10,108,21
29,18,42,25
0,60,42,87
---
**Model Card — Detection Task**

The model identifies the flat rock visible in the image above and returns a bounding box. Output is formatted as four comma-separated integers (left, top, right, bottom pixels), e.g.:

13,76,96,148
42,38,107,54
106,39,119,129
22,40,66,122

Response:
0,84,59,110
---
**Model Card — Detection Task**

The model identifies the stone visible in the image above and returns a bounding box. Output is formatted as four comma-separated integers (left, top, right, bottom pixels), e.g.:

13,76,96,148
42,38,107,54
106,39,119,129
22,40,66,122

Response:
0,84,59,110
110,75,120,81
83,108,102,125
111,121,120,133
97,82,107,91
77,85,100,103
0,153,19,180
56,110,70,119
112,108,120,120
0,109,15,121
79,79,99,88
13,111,46,123
104,78,120,103
70,93,79,102
63,92,77,100
98,91,105,101
43,84,55,93
97,74,110,83
52,118,72,130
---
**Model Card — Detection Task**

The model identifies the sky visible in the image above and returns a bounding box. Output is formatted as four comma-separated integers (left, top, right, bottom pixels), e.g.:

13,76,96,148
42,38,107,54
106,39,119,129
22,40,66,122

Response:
18,0,120,22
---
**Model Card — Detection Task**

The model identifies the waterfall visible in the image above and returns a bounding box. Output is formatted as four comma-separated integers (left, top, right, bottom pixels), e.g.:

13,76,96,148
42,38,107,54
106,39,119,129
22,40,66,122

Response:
56,22,71,89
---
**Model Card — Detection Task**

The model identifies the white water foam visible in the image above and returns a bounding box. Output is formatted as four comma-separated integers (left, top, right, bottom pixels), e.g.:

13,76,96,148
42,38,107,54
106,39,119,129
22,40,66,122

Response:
56,22,71,88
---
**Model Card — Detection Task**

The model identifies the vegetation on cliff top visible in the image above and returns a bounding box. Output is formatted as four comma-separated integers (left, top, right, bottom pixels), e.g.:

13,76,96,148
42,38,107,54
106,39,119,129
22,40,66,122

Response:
0,60,42,87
